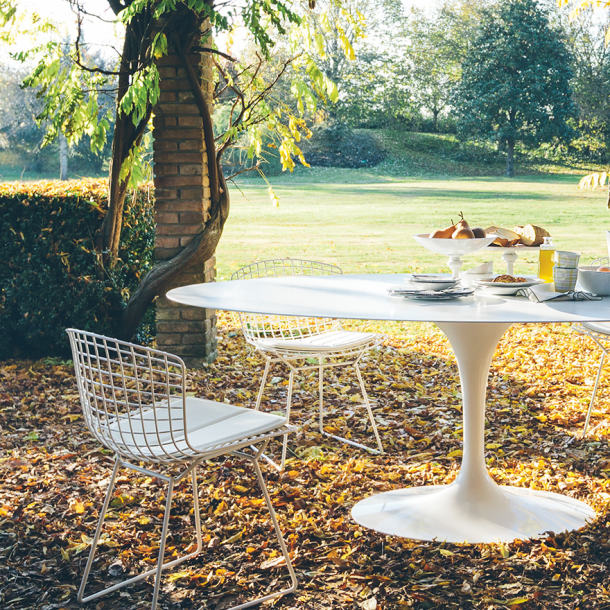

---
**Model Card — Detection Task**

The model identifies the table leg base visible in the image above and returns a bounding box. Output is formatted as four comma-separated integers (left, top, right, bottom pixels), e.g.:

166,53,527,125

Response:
351,483,595,544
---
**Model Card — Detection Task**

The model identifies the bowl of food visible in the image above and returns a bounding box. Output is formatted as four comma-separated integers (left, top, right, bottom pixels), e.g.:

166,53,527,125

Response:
578,265,610,296
413,213,497,277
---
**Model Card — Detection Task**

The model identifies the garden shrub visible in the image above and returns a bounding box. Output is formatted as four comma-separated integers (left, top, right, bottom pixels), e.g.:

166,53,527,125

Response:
0,179,155,359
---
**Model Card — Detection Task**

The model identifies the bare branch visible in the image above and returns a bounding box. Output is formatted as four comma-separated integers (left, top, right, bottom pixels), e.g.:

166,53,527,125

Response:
225,162,261,181
192,46,236,62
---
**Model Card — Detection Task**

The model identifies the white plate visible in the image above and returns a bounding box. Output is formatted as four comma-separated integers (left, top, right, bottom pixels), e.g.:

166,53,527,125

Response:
476,276,544,296
408,274,459,291
389,287,475,301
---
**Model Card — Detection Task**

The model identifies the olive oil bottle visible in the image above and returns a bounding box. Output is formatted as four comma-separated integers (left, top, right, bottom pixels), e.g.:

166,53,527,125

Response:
538,236,555,282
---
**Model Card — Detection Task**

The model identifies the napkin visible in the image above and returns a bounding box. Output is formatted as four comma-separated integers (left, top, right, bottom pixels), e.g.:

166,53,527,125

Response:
464,261,493,274
517,283,602,302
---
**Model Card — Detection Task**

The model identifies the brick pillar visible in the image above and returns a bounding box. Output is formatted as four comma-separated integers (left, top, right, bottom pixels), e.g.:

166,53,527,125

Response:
153,24,217,366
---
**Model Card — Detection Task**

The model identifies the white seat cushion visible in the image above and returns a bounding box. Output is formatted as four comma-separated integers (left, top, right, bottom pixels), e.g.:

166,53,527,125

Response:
582,322,610,336
107,396,285,459
255,330,380,354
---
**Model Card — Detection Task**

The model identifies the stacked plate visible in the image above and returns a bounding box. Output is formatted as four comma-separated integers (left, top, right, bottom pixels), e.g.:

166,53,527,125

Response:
388,275,475,301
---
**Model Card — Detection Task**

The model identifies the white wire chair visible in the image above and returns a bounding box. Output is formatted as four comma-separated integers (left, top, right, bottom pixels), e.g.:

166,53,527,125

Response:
231,259,386,470
572,256,610,436
66,328,297,610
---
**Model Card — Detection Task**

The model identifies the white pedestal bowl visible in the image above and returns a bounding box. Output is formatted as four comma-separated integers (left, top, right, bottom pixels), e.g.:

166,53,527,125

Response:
413,234,498,278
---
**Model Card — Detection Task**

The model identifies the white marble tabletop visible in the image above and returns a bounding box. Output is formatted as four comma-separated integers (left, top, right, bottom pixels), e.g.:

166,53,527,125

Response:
167,274,610,324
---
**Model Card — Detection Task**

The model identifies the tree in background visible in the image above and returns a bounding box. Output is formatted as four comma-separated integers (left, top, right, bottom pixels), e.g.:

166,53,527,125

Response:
452,0,576,177
562,8,610,161
1,0,354,338
0,65,113,179
404,0,489,132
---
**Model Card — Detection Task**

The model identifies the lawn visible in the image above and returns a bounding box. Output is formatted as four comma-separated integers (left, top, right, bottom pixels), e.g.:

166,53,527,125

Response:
218,171,609,280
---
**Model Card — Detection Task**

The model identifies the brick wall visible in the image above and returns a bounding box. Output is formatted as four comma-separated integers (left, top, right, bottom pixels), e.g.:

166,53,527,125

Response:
153,26,217,366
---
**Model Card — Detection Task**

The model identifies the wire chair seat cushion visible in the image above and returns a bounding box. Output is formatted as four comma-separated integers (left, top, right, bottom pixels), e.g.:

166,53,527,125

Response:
106,396,287,460
581,321,610,336
254,329,382,354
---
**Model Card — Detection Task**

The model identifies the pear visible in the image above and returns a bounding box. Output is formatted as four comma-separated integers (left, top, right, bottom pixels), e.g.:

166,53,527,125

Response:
472,227,486,238
430,225,455,239
455,211,470,231
452,227,475,239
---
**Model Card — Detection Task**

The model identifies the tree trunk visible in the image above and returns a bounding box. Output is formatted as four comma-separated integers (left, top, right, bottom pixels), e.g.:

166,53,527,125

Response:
99,25,152,267
59,134,68,180
505,138,515,178
118,7,229,341
432,108,439,132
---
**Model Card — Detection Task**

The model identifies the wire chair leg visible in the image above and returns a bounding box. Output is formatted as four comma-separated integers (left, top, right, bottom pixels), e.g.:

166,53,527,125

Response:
78,458,121,603
584,351,606,438
150,477,175,610
355,364,384,453
79,464,203,609
191,468,203,554
222,458,297,610
318,359,324,435
255,359,272,411
280,369,295,471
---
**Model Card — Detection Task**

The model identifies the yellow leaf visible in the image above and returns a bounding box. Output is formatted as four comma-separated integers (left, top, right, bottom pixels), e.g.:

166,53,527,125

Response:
439,548,454,556
233,485,248,494
167,570,191,582
486,443,502,449
72,501,85,514
138,516,151,525
222,529,244,545
446,449,463,458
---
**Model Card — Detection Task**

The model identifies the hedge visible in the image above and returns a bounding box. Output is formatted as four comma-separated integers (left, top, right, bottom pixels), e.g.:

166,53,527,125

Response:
0,179,155,359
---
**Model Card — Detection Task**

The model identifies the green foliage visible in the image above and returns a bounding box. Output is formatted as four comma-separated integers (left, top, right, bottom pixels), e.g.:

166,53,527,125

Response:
452,0,576,173
0,180,155,358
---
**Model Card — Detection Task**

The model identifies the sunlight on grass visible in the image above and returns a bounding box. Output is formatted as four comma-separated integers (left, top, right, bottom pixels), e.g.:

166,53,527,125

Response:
218,174,608,280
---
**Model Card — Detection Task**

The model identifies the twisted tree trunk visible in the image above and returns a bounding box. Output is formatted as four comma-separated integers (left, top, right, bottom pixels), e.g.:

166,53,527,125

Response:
118,7,229,341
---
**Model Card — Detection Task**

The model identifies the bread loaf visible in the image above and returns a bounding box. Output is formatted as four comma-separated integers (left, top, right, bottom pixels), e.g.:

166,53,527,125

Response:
513,224,550,246
486,227,520,247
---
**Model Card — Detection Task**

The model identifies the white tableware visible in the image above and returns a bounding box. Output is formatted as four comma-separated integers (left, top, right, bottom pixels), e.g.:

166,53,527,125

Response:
389,286,475,300
408,274,459,291
476,276,545,296
554,267,578,292
578,265,610,296
413,234,498,278
553,250,580,269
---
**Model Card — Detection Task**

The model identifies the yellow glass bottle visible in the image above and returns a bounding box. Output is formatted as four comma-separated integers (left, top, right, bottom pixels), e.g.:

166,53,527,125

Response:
538,236,555,282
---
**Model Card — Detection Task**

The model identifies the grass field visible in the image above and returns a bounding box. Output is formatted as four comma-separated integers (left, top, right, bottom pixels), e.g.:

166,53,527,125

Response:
217,171,609,280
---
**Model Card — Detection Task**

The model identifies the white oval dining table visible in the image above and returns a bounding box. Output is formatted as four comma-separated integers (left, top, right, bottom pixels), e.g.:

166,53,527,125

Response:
167,274,610,544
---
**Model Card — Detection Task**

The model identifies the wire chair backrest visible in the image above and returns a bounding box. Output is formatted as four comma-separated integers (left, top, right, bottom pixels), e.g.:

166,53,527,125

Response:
231,258,342,280
230,259,343,345
66,329,190,464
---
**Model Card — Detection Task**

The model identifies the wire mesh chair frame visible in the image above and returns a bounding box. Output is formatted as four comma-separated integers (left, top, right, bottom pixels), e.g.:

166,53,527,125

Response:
230,259,385,470
573,322,610,437
66,329,297,610
571,255,610,436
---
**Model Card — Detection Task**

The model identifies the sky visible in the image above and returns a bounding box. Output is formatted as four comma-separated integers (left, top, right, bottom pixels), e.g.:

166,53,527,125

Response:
15,0,434,61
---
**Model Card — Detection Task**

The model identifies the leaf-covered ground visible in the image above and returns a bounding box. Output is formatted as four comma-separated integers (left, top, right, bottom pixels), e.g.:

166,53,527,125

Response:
1,316,610,610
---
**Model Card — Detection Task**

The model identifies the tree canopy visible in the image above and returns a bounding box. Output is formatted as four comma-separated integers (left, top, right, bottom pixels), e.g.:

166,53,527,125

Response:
0,0,358,339
452,0,576,177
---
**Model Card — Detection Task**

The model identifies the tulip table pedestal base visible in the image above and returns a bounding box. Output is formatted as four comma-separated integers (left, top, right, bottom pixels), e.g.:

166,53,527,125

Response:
352,321,595,543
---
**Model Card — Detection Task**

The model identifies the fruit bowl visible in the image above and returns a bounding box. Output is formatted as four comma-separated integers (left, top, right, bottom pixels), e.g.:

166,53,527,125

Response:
413,234,498,277
578,266,610,296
